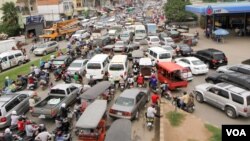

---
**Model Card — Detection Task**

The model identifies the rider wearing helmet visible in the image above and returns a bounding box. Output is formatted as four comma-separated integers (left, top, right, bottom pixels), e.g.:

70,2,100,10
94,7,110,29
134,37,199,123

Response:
4,128,13,141
60,103,68,118
137,73,144,86
149,74,157,90
11,111,19,126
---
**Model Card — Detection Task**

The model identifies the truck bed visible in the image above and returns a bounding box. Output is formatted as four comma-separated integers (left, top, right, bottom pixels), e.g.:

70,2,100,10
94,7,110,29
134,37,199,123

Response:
35,95,65,108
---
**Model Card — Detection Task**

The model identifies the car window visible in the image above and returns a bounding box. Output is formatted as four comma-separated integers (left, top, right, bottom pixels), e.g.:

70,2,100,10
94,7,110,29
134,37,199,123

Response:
69,86,77,92
15,53,22,57
109,64,124,71
50,89,65,95
115,97,134,106
231,93,244,105
5,97,21,112
136,93,144,103
17,94,28,101
217,89,229,99
87,63,101,69
213,52,225,60
153,52,157,58
1,57,7,62
66,88,71,94
208,87,220,94
247,96,250,106
8,55,14,60
159,53,171,59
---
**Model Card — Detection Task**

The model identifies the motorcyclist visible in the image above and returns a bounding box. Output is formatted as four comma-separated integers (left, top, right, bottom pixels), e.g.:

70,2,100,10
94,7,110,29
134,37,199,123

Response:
17,116,26,134
127,74,134,87
137,73,144,87
61,118,70,133
27,74,37,89
16,75,25,89
132,61,139,75
149,74,157,90
160,83,170,97
4,76,12,88
119,75,126,88
63,71,72,83
34,66,41,78
151,90,160,105
74,97,82,121
59,103,68,119
11,111,19,128
34,127,52,141
179,92,191,109
25,120,38,139
44,61,51,70
4,128,13,141
146,104,162,118
54,66,63,80
55,115,62,130
88,75,96,87
39,70,49,87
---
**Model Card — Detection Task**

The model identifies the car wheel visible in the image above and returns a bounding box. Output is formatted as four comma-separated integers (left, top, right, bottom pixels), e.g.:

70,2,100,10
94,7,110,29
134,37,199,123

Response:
196,92,204,103
225,106,237,118
43,51,47,56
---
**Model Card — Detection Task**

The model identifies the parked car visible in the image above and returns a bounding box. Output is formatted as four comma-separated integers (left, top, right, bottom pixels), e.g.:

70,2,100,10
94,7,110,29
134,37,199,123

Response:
33,41,58,56
67,59,89,76
92,36,111,47
193,48,228,69
139,39,149,52
120,31,133,43
161,37,176,47
161,45,176,57
114,41,128,52
175,57,208,75
177,44,193,56
158,32,168,41
109,88,150,120
205,72,250,90
174,61,193,81
71,30,90,40
52,55,73,69
216,64,250,75
0,94,29,128
146,36,160,47
194,82,250,118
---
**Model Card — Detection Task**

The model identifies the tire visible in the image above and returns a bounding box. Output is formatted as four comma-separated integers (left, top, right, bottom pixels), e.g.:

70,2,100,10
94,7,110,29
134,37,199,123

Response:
43,51,47,56
195,92,204,103
225,106,237,118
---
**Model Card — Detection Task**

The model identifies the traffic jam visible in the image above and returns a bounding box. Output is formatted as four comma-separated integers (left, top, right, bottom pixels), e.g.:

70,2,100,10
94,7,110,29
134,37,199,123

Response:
1,0,250,141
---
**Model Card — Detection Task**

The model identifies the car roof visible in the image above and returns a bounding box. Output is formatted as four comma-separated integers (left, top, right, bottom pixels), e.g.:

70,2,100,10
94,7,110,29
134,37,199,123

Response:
119,88,146,99
81,81,111,100
71,59,87,63
184,57,200,61
51,84,75,90
217,83,250,97
157,62,185,72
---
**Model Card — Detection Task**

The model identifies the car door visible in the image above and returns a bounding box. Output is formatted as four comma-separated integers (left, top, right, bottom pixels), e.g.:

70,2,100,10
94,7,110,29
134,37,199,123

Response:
215,89,229,109
0,56,11,70
136,92,145,111
8,55,17,67
205,87,220,106
17,94,29,113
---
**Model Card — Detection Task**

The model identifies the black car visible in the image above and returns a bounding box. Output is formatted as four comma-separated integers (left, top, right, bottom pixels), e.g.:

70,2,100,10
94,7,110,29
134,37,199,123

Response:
205,72,250,90
92,35,111,47
193,48,228,69
52,55,73,69
178,44,193,56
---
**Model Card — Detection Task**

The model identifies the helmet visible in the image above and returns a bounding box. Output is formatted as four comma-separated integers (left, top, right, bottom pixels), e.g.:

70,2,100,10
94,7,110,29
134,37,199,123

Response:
12,111,17,115
5,128,10,133
61,103,66,108
26,120,32,124
5,76,9,80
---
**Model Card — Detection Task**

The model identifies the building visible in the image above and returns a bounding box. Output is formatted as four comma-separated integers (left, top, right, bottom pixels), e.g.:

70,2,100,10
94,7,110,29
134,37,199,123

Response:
0,0,17,22
73,0,84,15
186,1,250,36
37,0,74,22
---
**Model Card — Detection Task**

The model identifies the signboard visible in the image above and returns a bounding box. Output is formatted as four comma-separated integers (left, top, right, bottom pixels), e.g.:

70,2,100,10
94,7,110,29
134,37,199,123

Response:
206,5,213,15
26,15,44,25
213,9,229,14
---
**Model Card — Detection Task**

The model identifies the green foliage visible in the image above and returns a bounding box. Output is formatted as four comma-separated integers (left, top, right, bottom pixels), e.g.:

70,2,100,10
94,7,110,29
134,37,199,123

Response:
203,0,217,2
199,16,206,29
0,2,19,25
166,111,185,127
0,23,20,37
164,0,195,22
205,124,222,141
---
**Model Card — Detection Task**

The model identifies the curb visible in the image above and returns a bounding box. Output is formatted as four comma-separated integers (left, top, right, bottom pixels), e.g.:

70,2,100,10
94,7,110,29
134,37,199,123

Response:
160,102,165,141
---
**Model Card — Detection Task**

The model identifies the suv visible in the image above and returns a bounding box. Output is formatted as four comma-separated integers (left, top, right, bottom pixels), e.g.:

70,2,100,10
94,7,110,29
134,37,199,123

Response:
216,64,250,75
0,94,29,128
33,41,58,56
52,55,73,69
193,48,227,69
194,82,250,118
205,72,250,90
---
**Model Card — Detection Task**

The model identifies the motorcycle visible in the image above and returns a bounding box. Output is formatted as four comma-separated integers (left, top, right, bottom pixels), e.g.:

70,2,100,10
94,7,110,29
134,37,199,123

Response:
27,81,38,90
172,96,195,113
119,82,125,91
145,113,154,131
40,78,50,90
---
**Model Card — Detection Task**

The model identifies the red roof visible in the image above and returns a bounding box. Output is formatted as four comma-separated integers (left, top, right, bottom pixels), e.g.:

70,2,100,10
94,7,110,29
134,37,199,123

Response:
157,62,184,72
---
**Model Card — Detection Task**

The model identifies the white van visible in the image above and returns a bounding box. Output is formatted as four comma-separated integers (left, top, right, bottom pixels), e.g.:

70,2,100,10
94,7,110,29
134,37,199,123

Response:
108,55,128,81
134,25,147,41
0,50,25,72
146,47,172,65
0,39,16,53
86,54,110,80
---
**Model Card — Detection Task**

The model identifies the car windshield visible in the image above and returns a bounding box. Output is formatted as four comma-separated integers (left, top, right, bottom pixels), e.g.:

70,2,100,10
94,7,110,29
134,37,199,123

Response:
135,30,145,34
151,38,159,42
159,53,171,59
213,53,225,60
87,63,101,69
37,44,47,48
53,61,64,65
120,34,129,37
70,62,82,68
115,97,134,106
115,42,124,46
192,60,204,65
109,64,124,71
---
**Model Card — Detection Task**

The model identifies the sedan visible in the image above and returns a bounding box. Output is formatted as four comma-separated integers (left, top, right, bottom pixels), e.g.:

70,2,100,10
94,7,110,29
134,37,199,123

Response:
109,88,149,120
67,59,89,76
175,57,208,75
71,30,90,40
114,41,127,52
33,41,58,56
147,36,161,47
177,44,193,56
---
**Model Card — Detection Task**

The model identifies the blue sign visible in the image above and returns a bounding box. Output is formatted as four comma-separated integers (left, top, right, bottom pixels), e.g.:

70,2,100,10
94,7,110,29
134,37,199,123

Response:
26,15,44,25
206,5,213,15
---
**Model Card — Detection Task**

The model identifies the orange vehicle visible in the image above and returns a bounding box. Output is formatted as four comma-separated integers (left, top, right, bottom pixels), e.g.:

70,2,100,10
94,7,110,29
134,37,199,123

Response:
157,62,188,90
75,100,107,141
40,18,80,41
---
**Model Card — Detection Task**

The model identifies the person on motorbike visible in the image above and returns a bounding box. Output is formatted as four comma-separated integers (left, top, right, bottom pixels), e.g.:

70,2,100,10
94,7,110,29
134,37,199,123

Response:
149,74,157,90
151,90,160,106
11,111,19,128
8,81,17,92
88,75,96,87
25,120,38,139
74,97,82,121
17,116,26,134
61,118,70,133
146,104,162,119
127,74,134,88
59,103,69,119
132,62,139,75
44,61,51,71
119,75,126,88
4,128,13,141
63,71,72,83
160,83,170,97
39,71,49,87
55,115,62,131
137,73,144,87
34,66,41,78
179,92,192,109
73,72,82,83
34,128,52,141
27,74,37,89
54,66,63,80
4,76,12,88
16,75,24,90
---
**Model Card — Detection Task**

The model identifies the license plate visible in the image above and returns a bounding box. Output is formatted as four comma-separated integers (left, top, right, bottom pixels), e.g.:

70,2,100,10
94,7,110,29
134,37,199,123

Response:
117,112,122,116
219,60,223,63
39,115,45,119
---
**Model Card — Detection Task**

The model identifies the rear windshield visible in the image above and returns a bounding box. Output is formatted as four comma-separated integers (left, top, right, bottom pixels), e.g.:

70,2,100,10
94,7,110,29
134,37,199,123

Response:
151,38,159,42
192,60,204,65
213,52,225,60
109,64,124,71
115,97,134,106
87,63,101,69
247,96,250,106
159,53,171,59
50,89,65,95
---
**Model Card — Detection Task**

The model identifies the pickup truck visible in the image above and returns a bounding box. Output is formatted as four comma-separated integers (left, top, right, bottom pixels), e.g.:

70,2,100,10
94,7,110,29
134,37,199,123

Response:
31,83,83,118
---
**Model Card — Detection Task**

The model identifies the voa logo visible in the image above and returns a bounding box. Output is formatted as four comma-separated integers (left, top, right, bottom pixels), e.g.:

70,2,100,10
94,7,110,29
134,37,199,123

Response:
226,129,246,136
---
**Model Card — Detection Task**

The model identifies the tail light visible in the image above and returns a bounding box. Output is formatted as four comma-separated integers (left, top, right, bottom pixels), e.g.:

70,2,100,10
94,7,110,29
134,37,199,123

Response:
51,109,57,117
109,109,116,114
0,117,7,122
243,108,248,113
212,59,217,64
123,112,131,116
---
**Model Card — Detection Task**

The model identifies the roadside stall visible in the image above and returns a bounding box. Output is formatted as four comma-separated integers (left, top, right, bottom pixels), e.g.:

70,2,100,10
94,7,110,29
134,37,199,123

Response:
75,100,107,141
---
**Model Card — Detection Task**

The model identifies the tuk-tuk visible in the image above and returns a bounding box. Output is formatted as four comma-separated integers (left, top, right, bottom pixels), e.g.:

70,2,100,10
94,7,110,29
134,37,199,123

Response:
80,81,114,111
157,62,188,90
75,100,107,141
181,33,198,46
104,119,132,141
131,50,144,62
139,58,153,78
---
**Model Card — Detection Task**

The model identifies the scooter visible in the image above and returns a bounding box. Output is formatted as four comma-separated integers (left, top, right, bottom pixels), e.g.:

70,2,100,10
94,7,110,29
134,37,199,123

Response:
27,81,38,90
172,96,195,113
119,82,125,91
145,113,154,131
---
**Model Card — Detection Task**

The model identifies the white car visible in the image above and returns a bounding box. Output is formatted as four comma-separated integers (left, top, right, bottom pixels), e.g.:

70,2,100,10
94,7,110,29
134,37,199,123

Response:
175,57,209,75
161,45,176,57
146,36,160,47
216,64,250,75
71,30,90,40
67,59,89,76
162,37,175,47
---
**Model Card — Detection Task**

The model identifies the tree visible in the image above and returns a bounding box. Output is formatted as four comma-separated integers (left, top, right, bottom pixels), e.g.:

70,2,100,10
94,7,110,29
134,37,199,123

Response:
0,2,19,25
164,0,195,22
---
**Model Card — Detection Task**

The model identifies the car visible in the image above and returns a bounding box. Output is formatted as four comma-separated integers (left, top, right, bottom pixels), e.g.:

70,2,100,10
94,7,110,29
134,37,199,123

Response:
109,29,120,43
95,22,105,29
177,44,193,56
146,36,160,47
92,36,111,47
33,41,58,56
109,88,149,120
71,30,90,40
114,41,128,52
175,57,209,75
119,31,133,43
205,72,250,90
174,61,193,81
161,37,176,47
161,45,176,57
139,39,149,52
67,59,89,76
216,64,250,75
193,82,250,118
0,94,29,128
193,48,228,69
52,55,73,69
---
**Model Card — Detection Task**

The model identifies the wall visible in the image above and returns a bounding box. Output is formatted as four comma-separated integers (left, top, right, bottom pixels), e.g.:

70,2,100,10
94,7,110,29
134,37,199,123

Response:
37,5,63,21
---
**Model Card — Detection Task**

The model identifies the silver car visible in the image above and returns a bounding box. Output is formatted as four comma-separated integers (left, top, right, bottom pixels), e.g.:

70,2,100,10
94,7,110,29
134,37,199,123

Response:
216,64,250,75
0,94,30,128
33,41,58,56
67,59,89,76
109,88,149,120
114,41,127,52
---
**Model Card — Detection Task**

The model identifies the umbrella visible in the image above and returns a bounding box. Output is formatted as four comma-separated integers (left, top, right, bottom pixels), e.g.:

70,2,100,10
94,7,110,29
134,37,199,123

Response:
213,29,229,36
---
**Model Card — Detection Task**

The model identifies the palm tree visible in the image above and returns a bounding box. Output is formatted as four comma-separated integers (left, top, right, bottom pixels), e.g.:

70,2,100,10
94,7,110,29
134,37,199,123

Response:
0,2,19,25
